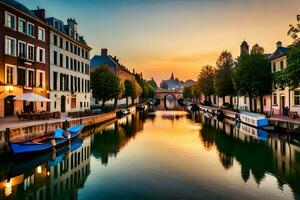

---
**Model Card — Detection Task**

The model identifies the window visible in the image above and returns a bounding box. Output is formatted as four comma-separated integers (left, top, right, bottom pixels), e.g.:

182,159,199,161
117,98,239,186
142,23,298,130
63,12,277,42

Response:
18,41,26,58
53,72,58,90
74,59,77,71
81,62,84,73
6,65,16,84
66,56,69,69
82,49,84,58
53,51,57,65
74,45,77,54
70,58,73,70
17,67,26,85
263,98,266,106
273,93,277,105
18,18,26,33
60,54,63,67
294,91,300,106
70,43,73,52
27,69,34,87
60,38,63,48
37,47,45,63
80,102,83,108
60,74,64,91
27,44,35,61
5,12,16,29
280,61,284,70
5,36,16,56
38,27,45,41
27,22,34,37
78,47,81,56
273,63,276,72
36,70,45,88
66,41,69,51
54,35,57,46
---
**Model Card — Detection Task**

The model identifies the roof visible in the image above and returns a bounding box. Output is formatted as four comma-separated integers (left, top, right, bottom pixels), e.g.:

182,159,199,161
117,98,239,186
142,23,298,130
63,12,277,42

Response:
90,55,118,70
0,0,39,20
268,46,288,60
240,41,249,47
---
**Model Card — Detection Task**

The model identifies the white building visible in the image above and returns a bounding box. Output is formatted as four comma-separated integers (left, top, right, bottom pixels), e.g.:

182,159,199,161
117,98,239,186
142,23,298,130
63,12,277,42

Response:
46,17,91,113
269,41,300,116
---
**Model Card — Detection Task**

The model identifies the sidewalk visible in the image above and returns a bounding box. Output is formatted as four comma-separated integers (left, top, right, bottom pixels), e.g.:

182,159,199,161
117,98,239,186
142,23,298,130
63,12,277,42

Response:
0,116,72,131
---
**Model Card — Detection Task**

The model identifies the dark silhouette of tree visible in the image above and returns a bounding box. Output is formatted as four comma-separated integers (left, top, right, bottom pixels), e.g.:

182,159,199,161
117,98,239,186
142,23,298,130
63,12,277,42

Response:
197,65,215,102
214,51,234,105
287,14,300,40
124,79,136,106
90,65,121,109
287,42,300,89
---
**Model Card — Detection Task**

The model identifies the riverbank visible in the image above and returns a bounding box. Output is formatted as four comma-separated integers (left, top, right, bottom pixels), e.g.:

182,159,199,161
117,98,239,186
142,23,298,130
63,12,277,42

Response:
0,106,137,155
194,103,300,130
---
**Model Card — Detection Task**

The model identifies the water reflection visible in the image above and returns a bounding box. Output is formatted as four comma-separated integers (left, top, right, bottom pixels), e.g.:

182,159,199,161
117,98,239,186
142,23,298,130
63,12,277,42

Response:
194,112,300,196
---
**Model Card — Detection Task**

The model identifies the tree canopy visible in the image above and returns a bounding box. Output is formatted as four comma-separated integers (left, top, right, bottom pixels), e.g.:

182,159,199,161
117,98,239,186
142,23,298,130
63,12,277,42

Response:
214,51,234,98
287,14,300,40
90,65,121,108
286,42,300,89
197,65,215,100
147,78,158,89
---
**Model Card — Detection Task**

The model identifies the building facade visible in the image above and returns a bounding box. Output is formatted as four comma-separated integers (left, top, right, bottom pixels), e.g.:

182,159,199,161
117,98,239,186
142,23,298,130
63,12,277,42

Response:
0,0,50,117
90,49,140,106
46,17,91,113
269,41,300,116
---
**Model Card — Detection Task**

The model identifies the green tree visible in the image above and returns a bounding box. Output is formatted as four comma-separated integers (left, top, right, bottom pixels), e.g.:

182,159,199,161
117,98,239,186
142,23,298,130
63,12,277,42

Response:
147,78,158,89
287,42,300,89
90,65,121,109
251,44,265,55
183,85,193,99
233,44,271,112
287,14,300,40
197,65,215,103
124,80,136,106
214,51,234,105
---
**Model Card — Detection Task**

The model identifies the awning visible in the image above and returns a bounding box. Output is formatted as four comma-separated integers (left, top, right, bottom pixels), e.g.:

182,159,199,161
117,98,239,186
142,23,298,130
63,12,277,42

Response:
13,93,51,102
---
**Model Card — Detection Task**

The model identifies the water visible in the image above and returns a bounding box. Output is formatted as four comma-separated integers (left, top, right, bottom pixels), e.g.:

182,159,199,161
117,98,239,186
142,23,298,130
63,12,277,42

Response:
0,99,300,199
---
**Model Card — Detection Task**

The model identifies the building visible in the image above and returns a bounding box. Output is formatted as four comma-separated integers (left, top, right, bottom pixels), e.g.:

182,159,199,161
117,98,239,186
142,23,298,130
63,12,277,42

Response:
0,0,49,117
269,41,300,116
46,17,91,113
90,48,140,106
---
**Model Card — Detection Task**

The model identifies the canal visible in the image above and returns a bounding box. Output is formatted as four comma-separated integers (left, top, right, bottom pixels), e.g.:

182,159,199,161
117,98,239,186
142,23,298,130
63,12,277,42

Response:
0,98,300,199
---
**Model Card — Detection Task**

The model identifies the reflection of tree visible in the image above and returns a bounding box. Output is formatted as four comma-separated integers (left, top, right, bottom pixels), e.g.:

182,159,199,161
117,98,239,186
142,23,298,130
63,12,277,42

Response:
91,113,142,165
199,127,215,150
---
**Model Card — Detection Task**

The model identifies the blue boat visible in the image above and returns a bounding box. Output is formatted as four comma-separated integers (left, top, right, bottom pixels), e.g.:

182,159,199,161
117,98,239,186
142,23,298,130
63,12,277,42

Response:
10,125,84,155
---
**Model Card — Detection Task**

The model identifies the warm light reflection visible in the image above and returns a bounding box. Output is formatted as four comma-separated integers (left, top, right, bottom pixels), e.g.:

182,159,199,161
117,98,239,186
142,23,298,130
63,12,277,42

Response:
37,166,42,174
5,86,13,93
5,179,12,197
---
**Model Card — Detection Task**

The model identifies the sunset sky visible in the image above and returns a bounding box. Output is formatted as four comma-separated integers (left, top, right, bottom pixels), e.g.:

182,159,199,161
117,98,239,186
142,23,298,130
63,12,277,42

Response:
20,0,299,83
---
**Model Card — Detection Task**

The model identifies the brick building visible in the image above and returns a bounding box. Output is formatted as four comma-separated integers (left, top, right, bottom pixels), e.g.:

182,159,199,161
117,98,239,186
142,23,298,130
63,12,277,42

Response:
0,0,49,117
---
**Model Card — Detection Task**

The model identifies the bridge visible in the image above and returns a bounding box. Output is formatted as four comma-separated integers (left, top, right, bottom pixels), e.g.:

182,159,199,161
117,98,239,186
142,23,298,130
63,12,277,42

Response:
154,90,183,101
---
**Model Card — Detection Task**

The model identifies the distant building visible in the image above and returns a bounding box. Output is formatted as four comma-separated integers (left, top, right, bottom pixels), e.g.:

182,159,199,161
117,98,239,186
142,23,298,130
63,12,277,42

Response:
46,17,91,113
159,73,194,90
269,41,300,116
90,49,139,106
0,0,49,117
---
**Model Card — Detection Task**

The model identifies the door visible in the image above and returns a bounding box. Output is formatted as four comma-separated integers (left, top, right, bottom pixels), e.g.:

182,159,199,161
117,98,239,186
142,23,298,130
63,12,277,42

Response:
61,95,66,113
4,95,15,116
280,96,285,115
254,99,257,113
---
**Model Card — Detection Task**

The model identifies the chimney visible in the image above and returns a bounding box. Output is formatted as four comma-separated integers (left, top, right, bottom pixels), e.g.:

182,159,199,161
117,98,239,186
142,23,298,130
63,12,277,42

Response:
276,41,282,48
32,7,46,21
101,48,108,56
67,18,78,33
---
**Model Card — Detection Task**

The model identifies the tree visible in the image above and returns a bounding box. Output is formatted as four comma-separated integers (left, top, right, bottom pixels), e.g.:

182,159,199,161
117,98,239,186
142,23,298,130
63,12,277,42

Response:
233,44,271,112
251,44,264,55
288,14,300,40
160,80,169,90
197,65,215,102
214,51,234,105
90,65,121,109
286,42,300,89
147,78,158,89
183,85,193,99
124,80,136,106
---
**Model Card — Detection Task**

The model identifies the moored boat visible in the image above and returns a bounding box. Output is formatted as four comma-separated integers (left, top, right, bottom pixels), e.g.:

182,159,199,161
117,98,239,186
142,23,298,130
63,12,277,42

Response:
237,111,269,128
10,125,84,155
136,104,146,111
116,109,130,118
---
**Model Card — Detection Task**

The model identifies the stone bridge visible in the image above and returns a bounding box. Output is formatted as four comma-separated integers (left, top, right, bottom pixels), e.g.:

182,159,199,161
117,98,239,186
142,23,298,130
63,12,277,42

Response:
155,90,183,101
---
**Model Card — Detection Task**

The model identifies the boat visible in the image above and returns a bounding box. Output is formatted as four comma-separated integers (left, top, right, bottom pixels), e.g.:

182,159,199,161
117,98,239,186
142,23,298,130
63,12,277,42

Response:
177,98,188,107
10,125,84,155
236,122,268,142
237,111,269,128
136,104,145,111
187,103,200,112
116,109,130,118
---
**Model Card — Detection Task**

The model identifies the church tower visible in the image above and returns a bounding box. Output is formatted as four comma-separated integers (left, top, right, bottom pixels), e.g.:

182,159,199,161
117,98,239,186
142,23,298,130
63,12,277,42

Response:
240,41,249,56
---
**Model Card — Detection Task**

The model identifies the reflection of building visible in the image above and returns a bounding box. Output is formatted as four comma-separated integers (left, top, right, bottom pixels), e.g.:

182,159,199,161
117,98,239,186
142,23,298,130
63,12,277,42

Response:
0,137,91,199
197,112,300,194
0,0,49,117
46,17,91,113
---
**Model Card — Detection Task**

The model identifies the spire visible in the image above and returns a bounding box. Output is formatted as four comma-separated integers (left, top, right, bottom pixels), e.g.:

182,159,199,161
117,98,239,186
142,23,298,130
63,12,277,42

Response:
170,72,174,80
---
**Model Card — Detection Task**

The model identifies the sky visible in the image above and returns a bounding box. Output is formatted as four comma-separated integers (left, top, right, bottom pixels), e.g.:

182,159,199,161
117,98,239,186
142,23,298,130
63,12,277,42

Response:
19,0,300,83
